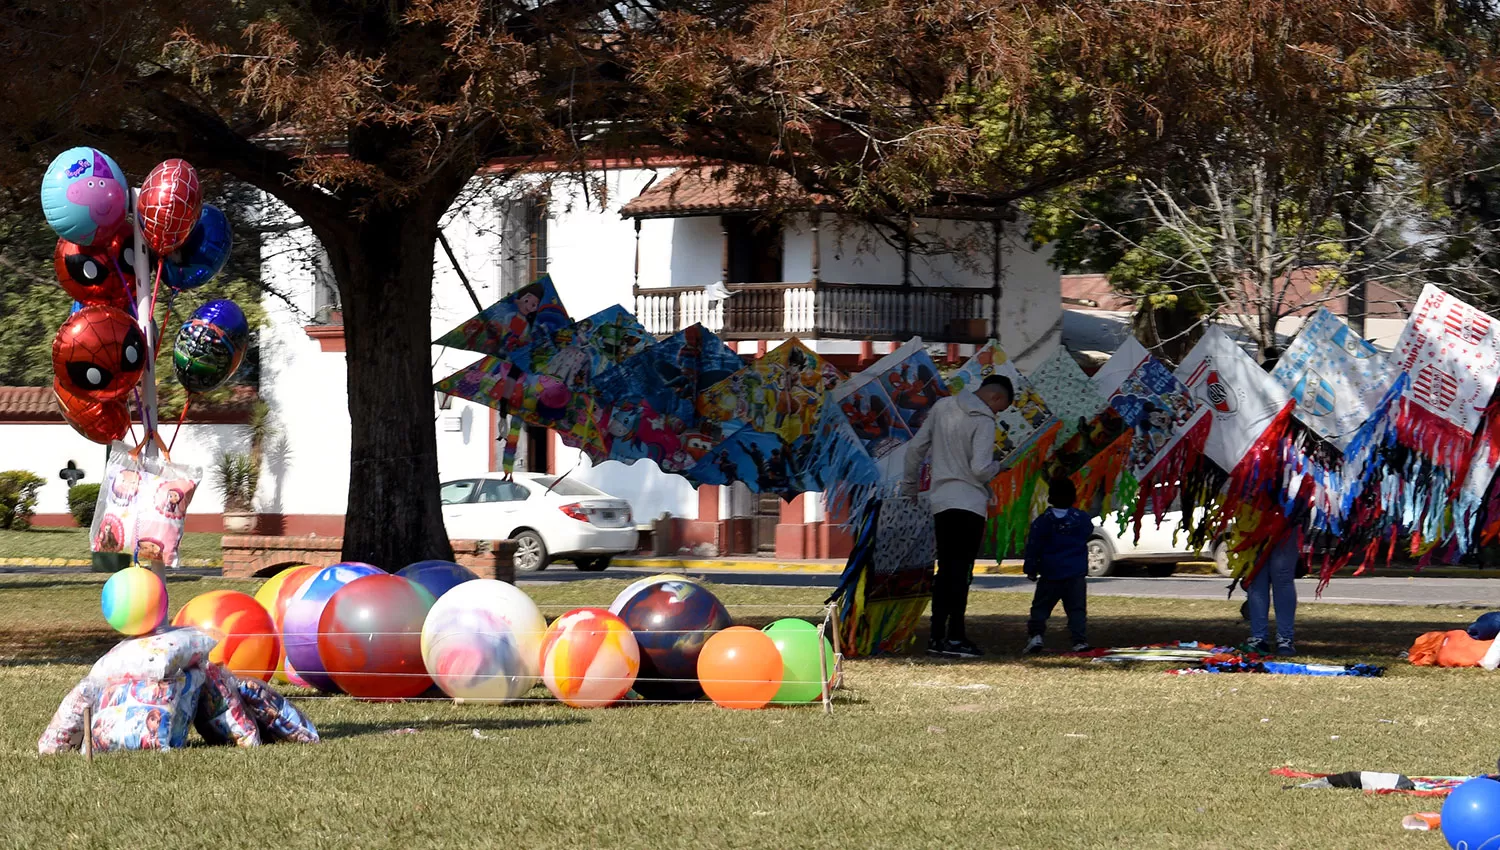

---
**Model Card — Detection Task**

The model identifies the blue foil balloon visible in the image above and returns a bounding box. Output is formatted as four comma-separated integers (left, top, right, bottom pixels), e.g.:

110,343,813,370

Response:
40,147,131,247
172,299,249,394
162,205,233,290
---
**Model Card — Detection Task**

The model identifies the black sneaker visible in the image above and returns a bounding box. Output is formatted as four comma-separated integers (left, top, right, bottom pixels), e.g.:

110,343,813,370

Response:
1071,642,1092,653
1022,635,1044,655
1276,638,1296,657
1244,639,1272,655
945,638,984,658
927,637,954,657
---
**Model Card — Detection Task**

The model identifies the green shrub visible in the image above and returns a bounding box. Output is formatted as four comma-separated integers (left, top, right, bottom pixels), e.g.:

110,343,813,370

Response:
0,471,46,530
68,483,101,528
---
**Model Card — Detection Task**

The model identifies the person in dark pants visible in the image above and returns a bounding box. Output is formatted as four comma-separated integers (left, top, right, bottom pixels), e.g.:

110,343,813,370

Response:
902,374,1014,658
1022,477,1092,653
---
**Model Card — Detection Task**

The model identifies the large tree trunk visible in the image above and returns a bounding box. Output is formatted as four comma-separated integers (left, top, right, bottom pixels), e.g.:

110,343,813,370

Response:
323,205,455,569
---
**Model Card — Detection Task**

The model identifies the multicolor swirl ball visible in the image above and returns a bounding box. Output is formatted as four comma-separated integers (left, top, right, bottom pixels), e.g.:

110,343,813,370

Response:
318,575,436,699
172,299,249,394
607,573,691,615
614,578,732,699
541,608,640,708
171,590,280,680
254,564,320,684
53,305,147,402
282,562,383,693
396,560,478,601
40,147,130,247
101,566,168,636
421,579,546,703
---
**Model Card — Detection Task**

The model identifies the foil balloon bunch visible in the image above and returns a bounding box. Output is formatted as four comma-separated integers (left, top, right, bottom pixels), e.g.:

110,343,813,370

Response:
40,148,243,447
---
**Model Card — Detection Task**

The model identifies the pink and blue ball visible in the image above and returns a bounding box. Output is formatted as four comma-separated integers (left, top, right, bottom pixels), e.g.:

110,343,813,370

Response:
41,147,130,247
101,566,168,636
281,562,382,692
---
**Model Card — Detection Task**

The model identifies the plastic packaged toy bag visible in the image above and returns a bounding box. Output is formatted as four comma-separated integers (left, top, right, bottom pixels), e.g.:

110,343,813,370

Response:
238,677,319,744
37,679,101,754
195,664,260,747
89,442,202,567
91,667,205,753
89,627,218,683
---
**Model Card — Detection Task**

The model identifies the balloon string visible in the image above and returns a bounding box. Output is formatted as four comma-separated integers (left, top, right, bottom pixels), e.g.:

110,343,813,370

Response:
167,396,191,454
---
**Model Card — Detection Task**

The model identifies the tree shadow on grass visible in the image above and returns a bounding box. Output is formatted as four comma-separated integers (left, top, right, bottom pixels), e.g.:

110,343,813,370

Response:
316,716,588,740
0,631,117,666
891,612,1463,666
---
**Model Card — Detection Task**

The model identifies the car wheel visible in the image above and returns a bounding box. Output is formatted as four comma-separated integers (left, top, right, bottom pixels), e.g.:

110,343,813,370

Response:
1086,536,1114,578
513,530,549,573
1212,539,1232,577
575,557,611,573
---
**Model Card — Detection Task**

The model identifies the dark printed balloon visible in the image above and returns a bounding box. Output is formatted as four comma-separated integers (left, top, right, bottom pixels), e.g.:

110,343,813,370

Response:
172,300,249,394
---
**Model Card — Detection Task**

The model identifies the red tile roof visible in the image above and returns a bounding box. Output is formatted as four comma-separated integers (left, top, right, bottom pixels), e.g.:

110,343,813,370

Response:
621,166,833,219
0,386,260,424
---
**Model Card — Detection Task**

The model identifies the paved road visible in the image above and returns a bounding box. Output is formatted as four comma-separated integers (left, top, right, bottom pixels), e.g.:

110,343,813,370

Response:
520,568,1500,608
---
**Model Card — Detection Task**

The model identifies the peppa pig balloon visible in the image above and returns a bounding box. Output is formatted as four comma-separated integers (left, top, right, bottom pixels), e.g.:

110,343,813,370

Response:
40,147,130,247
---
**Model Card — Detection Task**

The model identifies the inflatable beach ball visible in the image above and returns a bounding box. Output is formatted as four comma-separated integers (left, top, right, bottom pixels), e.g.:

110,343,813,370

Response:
541,608,640,708
41,147,130,247
101,566,168,636
421,579,546,703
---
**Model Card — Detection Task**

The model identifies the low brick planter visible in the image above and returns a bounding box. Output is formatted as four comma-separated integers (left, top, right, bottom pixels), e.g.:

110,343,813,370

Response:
222,535,517,583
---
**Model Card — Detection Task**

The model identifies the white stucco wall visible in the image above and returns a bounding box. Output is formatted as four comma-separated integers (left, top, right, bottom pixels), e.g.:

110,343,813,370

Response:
0,423,248,516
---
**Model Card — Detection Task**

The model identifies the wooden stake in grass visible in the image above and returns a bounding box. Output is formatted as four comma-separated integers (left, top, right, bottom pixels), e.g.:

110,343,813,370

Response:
81,705,92,763
817,616,833,717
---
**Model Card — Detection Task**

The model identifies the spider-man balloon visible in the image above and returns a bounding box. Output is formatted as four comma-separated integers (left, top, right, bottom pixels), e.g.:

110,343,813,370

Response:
53,379,130,444
137,159,202,254
52,230,136,308
52,305,146,402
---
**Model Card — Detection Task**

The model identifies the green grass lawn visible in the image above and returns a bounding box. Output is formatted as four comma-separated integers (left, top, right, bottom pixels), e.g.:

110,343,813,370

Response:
0,575,1489,849
0,527,222,565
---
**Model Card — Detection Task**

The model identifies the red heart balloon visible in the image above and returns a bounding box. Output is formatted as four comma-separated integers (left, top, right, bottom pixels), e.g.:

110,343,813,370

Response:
54,378,130,444
137,159,202,254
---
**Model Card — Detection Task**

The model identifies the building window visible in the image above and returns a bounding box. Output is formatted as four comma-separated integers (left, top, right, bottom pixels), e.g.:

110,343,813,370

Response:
498,195,549,295
724,214,782,283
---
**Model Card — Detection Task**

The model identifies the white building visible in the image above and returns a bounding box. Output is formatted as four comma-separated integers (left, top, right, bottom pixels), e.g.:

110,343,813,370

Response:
6,160,1064,559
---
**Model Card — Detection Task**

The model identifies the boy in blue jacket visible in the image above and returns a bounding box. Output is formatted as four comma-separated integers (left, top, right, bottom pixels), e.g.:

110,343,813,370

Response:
1022,477,1092,654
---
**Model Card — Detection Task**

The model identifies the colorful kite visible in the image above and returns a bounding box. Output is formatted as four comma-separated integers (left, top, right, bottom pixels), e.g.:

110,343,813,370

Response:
433,355,608,463
827,497,937,657
592,324,745,473
1026,348,1106,443
433,274,572,370
1271,308,1393,450
1175,326,1292,474
833,339,949,460
948,342,1057,468
687,340,853,499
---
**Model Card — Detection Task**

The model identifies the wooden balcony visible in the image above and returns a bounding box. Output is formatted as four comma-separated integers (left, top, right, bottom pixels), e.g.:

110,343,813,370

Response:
633,282,993,343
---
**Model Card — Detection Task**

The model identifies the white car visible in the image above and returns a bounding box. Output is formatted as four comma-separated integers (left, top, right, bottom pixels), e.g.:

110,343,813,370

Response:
439,473,639,573
1087,509,1229,578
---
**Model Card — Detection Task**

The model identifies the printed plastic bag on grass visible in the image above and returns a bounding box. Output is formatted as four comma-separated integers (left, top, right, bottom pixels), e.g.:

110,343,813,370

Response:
38,678,100,754
238,677,319,744
195,664,260,747
89,627,218,683
89,441,201,567
91,667,204,752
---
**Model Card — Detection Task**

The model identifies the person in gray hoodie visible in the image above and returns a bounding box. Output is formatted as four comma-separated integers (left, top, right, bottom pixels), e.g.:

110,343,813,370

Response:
902,374,1013,658
1022,476,1092,654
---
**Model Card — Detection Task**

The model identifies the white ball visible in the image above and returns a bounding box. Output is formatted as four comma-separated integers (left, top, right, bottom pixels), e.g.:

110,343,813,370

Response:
421,579,546,702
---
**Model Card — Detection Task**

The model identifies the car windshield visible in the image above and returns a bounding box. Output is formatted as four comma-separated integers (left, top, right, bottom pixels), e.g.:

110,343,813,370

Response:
531,476,606,497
